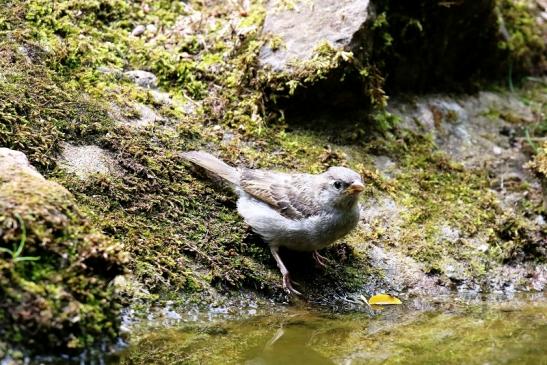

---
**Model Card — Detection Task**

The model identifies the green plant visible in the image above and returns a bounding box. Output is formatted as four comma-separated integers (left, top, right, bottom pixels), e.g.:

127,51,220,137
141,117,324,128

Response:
0,214,40,263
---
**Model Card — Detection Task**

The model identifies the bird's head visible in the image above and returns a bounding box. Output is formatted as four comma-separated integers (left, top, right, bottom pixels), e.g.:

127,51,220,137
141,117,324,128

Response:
318,166,364,209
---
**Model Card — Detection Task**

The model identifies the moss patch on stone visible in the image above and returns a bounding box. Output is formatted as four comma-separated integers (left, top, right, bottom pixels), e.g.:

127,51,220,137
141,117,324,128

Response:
0,169,126,355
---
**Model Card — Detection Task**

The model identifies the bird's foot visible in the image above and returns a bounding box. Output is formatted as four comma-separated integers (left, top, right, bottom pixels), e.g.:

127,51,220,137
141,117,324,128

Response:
282,273,302,296
312,251,329,268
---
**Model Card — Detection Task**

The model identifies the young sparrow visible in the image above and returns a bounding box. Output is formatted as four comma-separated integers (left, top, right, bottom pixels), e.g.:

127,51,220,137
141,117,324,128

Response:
181,151,364,295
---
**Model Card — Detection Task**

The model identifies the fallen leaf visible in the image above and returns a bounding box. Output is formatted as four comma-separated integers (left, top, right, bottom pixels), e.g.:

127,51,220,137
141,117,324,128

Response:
368,293,402,305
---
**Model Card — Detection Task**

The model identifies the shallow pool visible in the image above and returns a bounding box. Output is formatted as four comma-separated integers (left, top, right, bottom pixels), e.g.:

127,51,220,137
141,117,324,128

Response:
111,293,547,365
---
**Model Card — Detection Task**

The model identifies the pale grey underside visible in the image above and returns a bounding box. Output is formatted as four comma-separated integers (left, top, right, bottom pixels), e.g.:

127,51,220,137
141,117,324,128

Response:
236,190,360,251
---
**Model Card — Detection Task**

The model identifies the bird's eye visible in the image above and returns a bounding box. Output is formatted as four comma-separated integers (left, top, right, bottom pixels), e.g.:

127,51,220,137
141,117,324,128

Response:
333,181,343,190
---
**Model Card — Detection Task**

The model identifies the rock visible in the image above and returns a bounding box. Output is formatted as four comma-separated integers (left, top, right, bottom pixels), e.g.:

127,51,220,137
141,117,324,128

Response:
360,196,405,240
438,225,460,243
0,148,44,181
371,155,397,178
0,149,126,354
131,24,146,36
59,143,120,179
149,89,173,105
259,0,371,71
366,245,449,296
488,264,547,293
146,24,158,34
124,70,158,88
96,66,123,77
440,259,467,282
131,103,163,127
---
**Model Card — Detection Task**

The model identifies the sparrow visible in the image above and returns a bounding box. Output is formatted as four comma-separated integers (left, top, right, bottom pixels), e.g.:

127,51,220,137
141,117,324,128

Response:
181,151,364,295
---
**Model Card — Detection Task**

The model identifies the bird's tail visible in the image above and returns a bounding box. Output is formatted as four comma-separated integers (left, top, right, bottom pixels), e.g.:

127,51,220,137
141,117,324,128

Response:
181,150,239,185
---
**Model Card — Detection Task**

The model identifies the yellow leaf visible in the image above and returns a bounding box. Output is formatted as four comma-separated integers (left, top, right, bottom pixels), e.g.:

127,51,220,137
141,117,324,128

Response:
368,294,402,305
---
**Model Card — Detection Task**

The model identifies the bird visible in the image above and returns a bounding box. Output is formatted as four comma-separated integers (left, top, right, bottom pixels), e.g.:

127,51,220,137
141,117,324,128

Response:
181,151,364,295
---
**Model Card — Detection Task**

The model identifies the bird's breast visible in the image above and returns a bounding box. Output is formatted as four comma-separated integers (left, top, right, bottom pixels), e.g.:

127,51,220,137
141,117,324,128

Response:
283,206,360,251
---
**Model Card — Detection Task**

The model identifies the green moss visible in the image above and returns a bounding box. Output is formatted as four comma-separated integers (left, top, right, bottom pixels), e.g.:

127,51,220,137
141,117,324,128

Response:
527,142,547,178
0,171,126,354
497,0,547,78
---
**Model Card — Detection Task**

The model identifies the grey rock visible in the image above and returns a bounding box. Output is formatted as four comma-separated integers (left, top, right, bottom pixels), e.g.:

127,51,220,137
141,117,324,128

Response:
59,143,120,179
488,264,547,293
108,103,162,128
366,245,449,296
259,0,371,70
149,89,173,105
146,24,158,34
360,197,404,233
440,259,467,282
371,155,397,178
131,25,146,37
438,225,460,243
0,148,44,181
124,70,158,88
130,103,162,127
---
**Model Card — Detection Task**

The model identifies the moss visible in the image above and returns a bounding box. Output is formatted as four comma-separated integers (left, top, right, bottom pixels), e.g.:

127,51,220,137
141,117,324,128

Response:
526,141,547,213
0,170,126,354
260,41,388,113
527,142,547,178
0,38,114,170
496,0,547,78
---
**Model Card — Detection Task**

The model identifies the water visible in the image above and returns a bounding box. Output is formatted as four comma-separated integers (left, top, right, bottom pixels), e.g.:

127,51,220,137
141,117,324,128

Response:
110,293,547,365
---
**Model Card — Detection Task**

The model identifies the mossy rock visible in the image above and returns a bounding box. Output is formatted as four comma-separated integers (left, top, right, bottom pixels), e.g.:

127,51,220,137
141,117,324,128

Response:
526,141,547,211
259,0,546,111
0,149,127,355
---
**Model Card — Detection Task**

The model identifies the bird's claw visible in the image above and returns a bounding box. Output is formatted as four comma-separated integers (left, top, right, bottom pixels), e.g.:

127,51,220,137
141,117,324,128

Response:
312,251,329,268
283,273,302,296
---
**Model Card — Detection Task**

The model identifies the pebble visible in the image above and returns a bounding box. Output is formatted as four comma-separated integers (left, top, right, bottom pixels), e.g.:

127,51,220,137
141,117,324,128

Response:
146,24,158,34
131,24,146,37
124,70,158,89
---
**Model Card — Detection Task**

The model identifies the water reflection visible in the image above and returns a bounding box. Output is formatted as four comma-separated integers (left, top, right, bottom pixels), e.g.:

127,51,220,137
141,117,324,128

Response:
244,326,335,365
114,293,547,365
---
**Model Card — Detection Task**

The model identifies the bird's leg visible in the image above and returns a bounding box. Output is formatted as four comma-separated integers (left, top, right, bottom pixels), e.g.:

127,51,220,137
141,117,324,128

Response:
312,250,329,268
270,246,302,295
265,327,285,350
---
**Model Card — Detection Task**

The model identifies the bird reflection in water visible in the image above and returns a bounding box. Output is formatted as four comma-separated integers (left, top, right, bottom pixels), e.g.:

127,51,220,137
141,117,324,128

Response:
244,323,335,365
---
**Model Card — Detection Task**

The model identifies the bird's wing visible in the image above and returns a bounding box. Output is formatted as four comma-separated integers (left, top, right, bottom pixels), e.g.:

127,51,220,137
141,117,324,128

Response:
239,169,321,219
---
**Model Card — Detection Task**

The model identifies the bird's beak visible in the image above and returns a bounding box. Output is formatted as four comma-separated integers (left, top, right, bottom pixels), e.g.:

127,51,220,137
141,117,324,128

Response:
345,181,364,195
